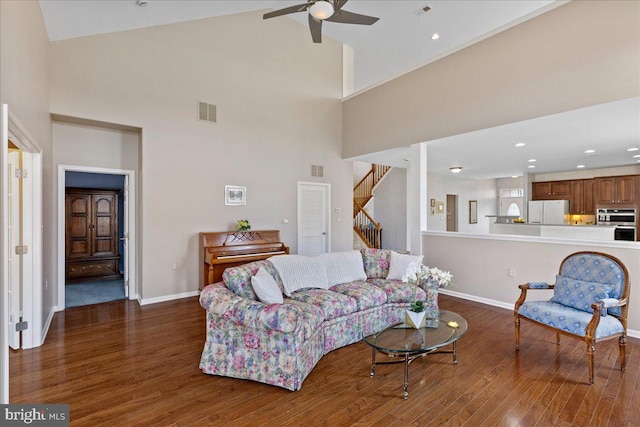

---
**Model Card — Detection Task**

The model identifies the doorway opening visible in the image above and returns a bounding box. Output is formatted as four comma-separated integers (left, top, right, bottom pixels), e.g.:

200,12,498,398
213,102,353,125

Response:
64,173,127,308
57,165,137,310
446,194,458,232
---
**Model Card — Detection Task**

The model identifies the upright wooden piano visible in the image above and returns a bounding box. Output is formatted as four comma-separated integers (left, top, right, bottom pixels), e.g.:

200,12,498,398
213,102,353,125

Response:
199,230,289,289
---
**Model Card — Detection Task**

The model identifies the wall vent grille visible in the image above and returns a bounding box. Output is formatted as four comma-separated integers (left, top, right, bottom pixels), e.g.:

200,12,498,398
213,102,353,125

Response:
311,165,324,177
198,101,217,123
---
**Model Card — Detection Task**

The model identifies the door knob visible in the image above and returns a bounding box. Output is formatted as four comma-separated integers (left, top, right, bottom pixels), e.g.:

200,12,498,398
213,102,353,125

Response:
322,232,326,235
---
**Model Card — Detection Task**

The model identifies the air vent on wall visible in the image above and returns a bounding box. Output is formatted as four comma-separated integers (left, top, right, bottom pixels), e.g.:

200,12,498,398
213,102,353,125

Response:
198,101,217,123
311,165,324,177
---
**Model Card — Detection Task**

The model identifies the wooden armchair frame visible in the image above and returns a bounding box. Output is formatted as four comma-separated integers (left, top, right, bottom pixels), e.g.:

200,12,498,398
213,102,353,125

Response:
514,251,630,384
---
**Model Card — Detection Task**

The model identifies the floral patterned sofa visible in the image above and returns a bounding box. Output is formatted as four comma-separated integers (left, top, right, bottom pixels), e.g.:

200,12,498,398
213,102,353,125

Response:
199,248,439,391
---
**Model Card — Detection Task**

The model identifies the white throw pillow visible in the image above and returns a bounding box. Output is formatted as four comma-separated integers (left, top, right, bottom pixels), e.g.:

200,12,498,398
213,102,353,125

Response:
251,267,284,304
319,250,367,286
386,251,423,280
269,255,330,296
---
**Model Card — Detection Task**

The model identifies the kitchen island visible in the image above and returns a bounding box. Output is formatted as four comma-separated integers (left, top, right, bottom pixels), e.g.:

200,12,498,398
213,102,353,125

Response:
489,222,616,241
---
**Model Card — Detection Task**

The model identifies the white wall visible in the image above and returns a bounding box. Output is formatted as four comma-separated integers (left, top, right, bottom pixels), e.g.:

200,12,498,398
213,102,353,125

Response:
53,122,139,172
52,121,141,297
353,161,370,186
48,11,351,300
343,1,639,158
423,232,640,335
427,173,497,234
0,1,53,342
374,167,407,252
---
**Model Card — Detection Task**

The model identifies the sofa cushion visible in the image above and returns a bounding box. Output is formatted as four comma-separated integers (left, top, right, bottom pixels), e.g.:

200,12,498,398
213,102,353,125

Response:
269,255,329,296
367,278,427,303
387,252,423,280
361,248,391,279
288,289,358,321
550,275,613,314
251,267,284,304
319,251,367,286
518,301,624,339
223,260,280,300
329,281,387,311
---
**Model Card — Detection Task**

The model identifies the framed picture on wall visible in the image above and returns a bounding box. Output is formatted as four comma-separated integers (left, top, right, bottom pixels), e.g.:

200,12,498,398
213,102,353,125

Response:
225,185,246,206
469,200,478,224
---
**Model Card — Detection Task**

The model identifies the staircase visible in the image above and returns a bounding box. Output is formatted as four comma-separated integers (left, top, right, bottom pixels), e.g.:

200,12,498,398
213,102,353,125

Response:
353,164,392,249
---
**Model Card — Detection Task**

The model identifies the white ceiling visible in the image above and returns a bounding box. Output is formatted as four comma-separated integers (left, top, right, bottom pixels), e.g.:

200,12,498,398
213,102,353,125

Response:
38,0,559,93
38,1,639,179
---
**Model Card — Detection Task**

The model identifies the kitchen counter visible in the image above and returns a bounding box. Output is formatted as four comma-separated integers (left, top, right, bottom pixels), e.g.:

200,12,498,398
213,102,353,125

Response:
489,222,616,241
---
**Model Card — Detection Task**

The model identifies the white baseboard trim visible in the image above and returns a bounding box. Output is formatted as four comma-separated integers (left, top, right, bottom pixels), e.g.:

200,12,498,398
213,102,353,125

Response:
439,288,640,339
138,290,199,306
39,308,56,347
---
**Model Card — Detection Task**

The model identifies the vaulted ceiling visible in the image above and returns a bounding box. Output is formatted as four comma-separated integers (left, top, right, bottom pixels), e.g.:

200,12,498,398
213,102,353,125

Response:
39,1,639,179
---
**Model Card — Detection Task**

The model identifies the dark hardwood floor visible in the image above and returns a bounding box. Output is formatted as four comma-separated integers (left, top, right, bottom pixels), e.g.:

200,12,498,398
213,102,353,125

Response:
10,294,640,426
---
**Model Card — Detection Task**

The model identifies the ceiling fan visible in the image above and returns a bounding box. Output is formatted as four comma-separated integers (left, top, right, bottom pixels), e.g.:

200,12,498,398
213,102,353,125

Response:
263,0,380,43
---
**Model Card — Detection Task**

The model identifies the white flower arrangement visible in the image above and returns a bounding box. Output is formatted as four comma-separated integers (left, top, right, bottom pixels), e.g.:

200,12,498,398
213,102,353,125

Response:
402,261,429,313
402,262,453,313
402,261,428,284
402,262,453,288
425,267,453,288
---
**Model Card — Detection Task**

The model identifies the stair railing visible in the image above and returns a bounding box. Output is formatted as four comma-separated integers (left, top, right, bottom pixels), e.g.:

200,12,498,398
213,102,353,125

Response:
352,164,391,248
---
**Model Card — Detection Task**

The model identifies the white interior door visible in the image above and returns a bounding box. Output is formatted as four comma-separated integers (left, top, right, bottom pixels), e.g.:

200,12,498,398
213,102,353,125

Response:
7,150,20,350
297,182,330,256
122,175,129,298
1,103,10,403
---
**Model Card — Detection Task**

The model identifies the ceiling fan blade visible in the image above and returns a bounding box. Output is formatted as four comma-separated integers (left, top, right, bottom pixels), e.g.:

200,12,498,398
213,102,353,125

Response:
334,0,349,10
326,9,379,25
263,3,310,20
308,14,322,43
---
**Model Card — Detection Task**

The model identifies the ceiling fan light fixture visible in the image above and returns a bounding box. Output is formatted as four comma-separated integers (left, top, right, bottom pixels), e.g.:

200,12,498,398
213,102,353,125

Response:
450,166,463,174
309,1,334,20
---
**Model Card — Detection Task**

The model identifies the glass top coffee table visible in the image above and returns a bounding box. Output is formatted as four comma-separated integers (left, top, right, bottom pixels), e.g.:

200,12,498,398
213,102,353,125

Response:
363,310,468,399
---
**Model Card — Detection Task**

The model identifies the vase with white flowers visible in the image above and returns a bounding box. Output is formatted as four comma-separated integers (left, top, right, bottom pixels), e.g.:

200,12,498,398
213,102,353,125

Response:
402,261,453,329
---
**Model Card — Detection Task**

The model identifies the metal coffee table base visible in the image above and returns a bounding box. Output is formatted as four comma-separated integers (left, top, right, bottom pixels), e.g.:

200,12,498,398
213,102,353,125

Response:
369,341,458,399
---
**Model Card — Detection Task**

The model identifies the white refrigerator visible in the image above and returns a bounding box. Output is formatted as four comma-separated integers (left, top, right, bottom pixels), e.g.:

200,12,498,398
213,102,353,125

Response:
528,200,570,225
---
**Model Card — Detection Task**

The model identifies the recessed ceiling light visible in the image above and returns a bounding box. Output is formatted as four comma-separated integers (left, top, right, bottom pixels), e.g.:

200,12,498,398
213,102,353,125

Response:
627,147,639,152
528,159,536,163
431,33,440,40
515,143,526,147
577,164,586,168
528,165,535,169
634,155,640,158
449,166,462,173
584,149,595,154
511,175,519,178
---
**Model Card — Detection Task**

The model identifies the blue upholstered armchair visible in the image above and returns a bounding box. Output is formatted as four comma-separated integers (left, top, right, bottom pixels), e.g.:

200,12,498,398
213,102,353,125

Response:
514,251,630,384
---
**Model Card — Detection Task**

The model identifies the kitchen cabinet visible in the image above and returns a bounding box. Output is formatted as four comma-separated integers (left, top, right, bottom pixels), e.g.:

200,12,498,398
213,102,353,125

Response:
569,179,595,214
583,179,595,214
595,175,636,206
532,181,571,200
